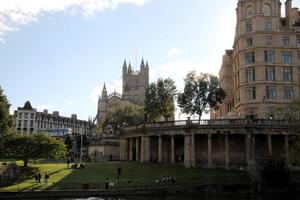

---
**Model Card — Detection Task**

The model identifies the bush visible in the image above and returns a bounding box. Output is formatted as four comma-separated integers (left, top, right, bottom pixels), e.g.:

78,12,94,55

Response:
260,159,291,188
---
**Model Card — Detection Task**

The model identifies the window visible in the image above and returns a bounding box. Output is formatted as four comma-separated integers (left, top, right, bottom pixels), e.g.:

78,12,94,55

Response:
19,113,23,119
246,6,254,17
246,86,256,99
30,121,34,128
265,66,275,81
297,39,300,48
246,21,252,32
24,120,28,127
246,68,255,82
246,37,253,47
283,67,292,81
245,107,256,116
264,20,272,30
283,86,294,100
264,51,275,63
266,86,276,99
30,113,34,119
24,113,28,119
263,4,271,16
283,36,289,46
245,52,255,64
265,36,272,45
281,51,292,64
18,120,22,127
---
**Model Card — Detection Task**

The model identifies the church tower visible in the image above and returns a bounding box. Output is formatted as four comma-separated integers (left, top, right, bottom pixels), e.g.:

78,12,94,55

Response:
97,83,108,125
122,58,149,106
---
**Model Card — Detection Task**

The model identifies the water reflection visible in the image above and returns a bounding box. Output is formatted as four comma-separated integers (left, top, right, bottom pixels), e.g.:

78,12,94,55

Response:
60,195,297,200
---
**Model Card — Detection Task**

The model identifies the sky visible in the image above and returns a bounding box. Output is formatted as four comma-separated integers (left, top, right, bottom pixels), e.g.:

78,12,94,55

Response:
0,0,299,121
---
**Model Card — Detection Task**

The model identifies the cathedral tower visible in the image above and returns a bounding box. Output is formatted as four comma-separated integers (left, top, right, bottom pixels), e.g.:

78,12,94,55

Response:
97,83,108,125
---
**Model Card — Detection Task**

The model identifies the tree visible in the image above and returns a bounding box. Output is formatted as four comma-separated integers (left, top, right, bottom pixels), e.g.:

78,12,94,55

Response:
177,71,226,120
5,133,67,167
64,135,73,150
103,101,144,131
0,86,12,135
145,78,177,121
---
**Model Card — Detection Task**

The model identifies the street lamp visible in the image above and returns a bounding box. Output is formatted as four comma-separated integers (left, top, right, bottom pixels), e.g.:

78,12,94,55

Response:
79,128,83,165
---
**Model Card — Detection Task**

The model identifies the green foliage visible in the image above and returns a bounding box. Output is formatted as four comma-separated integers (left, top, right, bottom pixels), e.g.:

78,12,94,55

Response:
64,135,73,150
4,133,67,167
76,134,90,148
145,78,177,121
103,101,144,131
260,159,291,188
178,71,226,120
0,86,12,135
290,136,300,165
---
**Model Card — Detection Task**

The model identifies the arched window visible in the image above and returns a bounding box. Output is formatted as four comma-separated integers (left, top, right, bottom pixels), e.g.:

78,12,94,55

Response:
246,6,254,17
263,4,271,16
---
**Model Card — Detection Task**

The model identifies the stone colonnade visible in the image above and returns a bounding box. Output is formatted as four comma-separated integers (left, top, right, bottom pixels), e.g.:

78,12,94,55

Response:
120,132,291,168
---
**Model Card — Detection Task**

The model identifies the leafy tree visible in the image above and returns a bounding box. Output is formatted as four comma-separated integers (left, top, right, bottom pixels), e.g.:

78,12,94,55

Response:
177,71,225,120
76,134,90,149
5,133,67,167
103,101,144,131
64,135,73,150
0,86,12,135
145,78,177,121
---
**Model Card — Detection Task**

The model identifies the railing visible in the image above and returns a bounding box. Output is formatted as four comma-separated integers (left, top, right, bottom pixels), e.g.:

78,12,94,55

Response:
124,119,292,132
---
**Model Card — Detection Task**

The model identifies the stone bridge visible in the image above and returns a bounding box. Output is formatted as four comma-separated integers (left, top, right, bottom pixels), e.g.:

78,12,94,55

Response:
119,119,296,168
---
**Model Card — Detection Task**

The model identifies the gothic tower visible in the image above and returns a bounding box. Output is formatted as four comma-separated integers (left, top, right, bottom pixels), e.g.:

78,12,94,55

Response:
97,83,108,125
122,58,149,106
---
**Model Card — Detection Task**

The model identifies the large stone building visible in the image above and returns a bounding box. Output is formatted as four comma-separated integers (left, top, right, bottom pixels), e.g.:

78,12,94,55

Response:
212,0,300,119
97,59,149,125
13,101,93,135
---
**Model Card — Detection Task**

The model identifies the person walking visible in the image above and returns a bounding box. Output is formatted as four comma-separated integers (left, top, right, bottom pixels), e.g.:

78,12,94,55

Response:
67,157,70,168
38,172,41,184
105,178,109,190
34,172,39,184
45,172,50,188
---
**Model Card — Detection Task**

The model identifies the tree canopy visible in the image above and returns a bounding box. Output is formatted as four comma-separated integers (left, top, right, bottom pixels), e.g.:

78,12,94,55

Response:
3,133,67,167
145,78,176,122
103,101,144,132
177,71,225,120
0,86,12,135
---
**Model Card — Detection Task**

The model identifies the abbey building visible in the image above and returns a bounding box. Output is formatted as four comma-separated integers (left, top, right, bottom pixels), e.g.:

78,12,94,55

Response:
96,59,149,125
212,0,300,119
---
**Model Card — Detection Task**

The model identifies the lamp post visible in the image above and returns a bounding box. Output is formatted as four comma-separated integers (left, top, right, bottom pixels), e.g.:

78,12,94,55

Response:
79,128,83,165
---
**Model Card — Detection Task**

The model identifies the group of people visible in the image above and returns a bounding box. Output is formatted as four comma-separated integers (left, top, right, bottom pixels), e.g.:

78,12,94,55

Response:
34,172,50,187
155,176,176,183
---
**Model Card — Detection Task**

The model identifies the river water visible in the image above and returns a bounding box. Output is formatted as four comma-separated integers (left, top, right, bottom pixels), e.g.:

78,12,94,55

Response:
59,195,298,200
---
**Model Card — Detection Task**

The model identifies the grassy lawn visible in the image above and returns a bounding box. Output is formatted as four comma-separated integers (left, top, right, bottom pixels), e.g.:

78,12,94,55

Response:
0,160,250,191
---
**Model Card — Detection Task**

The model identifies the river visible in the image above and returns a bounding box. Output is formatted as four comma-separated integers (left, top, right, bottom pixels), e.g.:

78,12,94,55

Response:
58,195,298,200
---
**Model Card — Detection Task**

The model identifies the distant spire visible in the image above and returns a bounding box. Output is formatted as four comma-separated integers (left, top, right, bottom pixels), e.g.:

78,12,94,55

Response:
123,59,127,68
140,58,145,68
146,61,149,68
128,62,132,71
103,83,107,92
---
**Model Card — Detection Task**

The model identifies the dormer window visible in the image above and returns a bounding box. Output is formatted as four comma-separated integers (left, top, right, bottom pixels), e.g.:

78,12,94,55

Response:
263,4,271,16
247,6,254,17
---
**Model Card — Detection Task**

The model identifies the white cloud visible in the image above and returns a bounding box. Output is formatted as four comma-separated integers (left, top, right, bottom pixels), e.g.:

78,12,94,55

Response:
65,100,73,105
90,78,122,102
168,48,182,57
0,0,147,40
36,104,54,112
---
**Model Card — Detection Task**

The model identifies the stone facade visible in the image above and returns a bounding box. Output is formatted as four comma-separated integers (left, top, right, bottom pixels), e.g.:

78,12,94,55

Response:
13,101,93,135
97,59,149,125
212,0,300,119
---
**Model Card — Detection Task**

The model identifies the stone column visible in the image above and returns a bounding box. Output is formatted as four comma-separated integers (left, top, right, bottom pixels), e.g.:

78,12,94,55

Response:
141,136,150,162
119,138,126,160
225,133,230,169
284,135,290,165
136,137,140,162
267,134,272,158
184,134,191,168
158,136,162,162
129,138,133,161
191,134,196,168
171,136,175,163
245,134,251,166
208,134,212,168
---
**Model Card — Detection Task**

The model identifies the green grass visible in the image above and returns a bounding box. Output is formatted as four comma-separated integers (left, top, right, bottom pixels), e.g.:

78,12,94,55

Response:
0,160,250,191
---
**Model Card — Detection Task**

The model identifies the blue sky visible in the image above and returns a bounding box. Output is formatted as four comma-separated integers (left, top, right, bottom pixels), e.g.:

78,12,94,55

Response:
0,0,298,120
